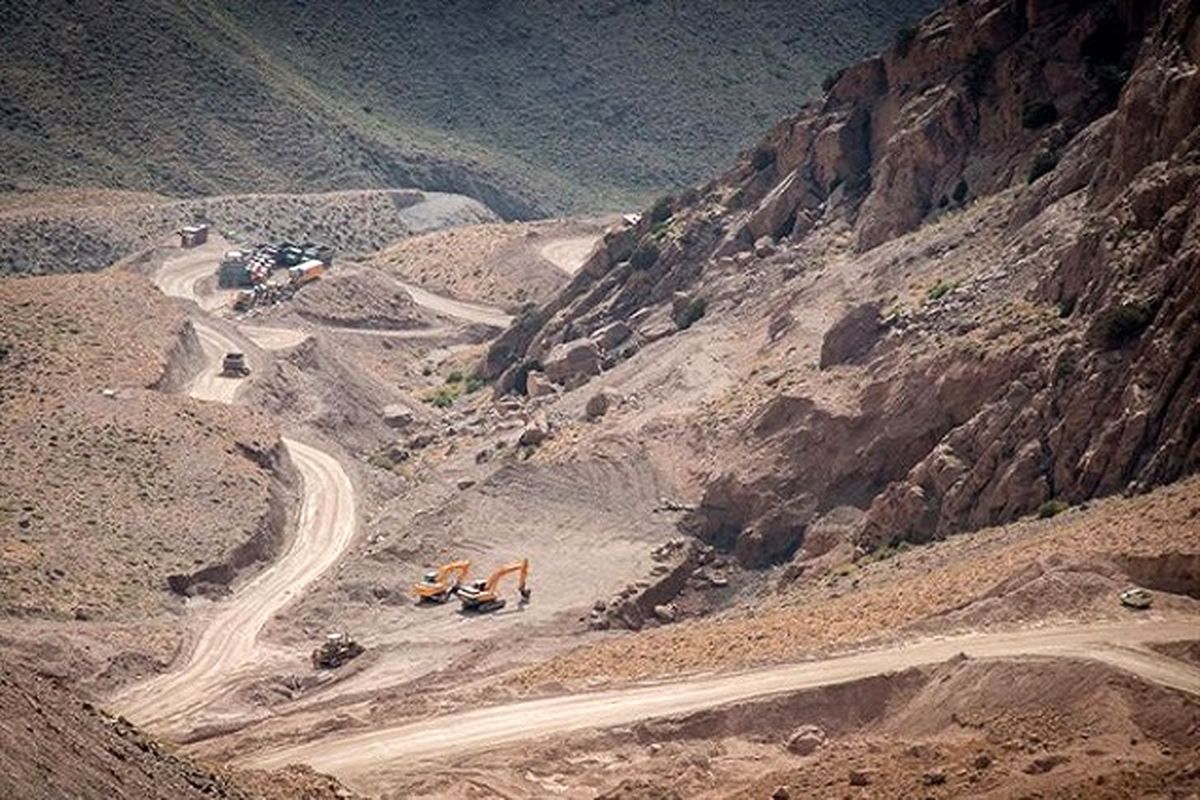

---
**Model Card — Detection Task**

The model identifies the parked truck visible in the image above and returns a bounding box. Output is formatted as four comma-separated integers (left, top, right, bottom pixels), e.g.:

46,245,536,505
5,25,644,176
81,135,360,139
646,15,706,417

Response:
288,259,327,286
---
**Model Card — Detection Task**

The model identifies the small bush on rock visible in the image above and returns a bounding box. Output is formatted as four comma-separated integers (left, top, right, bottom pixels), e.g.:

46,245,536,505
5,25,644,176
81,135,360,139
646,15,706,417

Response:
926,279,960,301
1028,150,1059,183
630,238,661,270
1037,499,1069,519
1092,301,1153,350
677,297,708,329
649,196,673,224
751,145,777,171
1021,100,1059,129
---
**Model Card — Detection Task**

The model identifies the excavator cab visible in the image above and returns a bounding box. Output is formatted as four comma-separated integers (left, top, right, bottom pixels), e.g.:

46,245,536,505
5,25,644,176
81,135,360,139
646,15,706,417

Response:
458,558,530,613
413,559,471,603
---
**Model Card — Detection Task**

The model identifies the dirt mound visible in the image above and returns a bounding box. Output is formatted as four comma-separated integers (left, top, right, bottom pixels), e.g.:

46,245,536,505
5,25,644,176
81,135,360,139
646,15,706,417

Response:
0,664,353,800
0,273,293,621
0,188,497,276
367,218,609,310
277,268,438,331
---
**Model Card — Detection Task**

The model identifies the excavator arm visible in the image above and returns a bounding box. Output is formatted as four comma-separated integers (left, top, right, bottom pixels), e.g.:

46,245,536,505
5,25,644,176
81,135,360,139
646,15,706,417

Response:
486,558,530,598
438,559,471,585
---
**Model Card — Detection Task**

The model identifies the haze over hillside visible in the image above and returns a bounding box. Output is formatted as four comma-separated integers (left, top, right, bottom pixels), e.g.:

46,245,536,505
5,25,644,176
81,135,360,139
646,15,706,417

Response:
0,0,937,215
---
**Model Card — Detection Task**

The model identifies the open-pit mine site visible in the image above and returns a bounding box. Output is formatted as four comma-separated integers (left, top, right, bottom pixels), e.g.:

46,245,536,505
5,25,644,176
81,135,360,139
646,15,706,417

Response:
2,1,1199,798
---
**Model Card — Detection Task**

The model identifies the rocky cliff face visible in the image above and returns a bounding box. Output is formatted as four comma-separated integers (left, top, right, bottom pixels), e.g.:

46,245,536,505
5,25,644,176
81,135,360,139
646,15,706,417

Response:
484,0,1200,567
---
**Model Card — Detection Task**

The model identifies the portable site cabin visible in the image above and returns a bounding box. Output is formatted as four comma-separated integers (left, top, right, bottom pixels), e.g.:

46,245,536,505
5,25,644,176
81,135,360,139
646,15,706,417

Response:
178,224,209,247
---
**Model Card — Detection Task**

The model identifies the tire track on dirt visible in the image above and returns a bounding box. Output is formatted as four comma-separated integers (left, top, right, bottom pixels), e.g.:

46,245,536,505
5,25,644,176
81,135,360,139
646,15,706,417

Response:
113,255,358,733
245,618,1200,777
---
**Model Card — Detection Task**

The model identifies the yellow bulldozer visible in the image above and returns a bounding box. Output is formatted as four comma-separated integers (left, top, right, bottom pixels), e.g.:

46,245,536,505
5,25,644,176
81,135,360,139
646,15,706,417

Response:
412,559,471,603
458,558,530,613
311,632,364,669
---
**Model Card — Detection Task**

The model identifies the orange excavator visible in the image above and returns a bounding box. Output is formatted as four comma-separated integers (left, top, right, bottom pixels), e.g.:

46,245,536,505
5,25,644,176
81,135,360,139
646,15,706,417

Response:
458,558,531,613
412,559,471,603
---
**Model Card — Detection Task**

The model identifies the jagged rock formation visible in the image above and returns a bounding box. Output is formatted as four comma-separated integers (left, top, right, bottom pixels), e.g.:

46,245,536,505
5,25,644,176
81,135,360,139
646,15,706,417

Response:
484,0,1200,566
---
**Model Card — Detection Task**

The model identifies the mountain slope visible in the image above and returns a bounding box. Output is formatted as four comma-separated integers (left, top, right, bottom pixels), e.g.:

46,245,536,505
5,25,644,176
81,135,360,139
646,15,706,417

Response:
482,0,1200,564
0,0,937,214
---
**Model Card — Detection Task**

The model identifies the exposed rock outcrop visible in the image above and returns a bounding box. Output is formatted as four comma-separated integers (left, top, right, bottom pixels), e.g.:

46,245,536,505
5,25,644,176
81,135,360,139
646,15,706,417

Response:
481,0,1200,565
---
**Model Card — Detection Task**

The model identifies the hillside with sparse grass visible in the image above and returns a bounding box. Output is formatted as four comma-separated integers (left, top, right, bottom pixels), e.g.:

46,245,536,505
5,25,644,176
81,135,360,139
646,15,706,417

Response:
0,0,936,215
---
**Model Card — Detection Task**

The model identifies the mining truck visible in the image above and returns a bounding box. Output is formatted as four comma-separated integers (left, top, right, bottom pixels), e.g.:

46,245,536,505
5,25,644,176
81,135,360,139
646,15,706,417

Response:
221,352,250,377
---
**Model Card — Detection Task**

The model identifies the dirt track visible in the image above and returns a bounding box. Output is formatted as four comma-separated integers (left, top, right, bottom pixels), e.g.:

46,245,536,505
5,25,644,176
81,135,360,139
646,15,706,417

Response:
113,251,358,733
397,280,513,328
247,617,1200,778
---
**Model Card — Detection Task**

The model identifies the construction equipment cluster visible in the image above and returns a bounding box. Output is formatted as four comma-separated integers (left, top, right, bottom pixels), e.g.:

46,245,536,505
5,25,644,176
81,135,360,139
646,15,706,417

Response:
218,241,332,312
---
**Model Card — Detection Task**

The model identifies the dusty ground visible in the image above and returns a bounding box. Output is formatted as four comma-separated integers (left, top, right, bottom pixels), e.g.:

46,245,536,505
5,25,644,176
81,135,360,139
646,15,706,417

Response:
0,663,356,800
0,273,290,622
358,655,1200,799
513,477,1200,688
0,187,497,276
366,217,610,310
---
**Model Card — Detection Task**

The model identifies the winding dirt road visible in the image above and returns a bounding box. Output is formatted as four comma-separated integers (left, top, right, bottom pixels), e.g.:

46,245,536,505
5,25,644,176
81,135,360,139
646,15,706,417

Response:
397,280,513,328
115,253,358,732
247,618,1200,777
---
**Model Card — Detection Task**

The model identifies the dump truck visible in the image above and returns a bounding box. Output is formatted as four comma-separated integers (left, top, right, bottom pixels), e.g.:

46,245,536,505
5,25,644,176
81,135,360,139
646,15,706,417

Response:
311,632,364,669
458,559,530,613
218,250,252,288
221,352,250,377
413,560,471,603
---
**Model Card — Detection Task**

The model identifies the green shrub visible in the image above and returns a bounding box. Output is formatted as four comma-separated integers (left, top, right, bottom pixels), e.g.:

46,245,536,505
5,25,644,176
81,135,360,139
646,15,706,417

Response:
1037,499,1069,519
630,238,661,270
926,278,960,301
649,196,673,224
652,219,671,241
446,370,464,384
1021,100,1058,129
952,178,969,204
423,385,460,407
822,68,846,93
677,297,708,329
964,50,993,101
1053,349,1077,381
1092,301,1153,350
750,145,776,171
465,375,487,394
1028,150,1059,183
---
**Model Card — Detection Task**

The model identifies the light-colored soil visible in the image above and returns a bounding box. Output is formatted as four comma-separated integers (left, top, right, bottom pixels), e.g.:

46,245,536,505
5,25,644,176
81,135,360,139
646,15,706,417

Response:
514,477,1200,687
247,618,1200,779
366,218,610,310
419,656,1200,800
0,272,286,622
